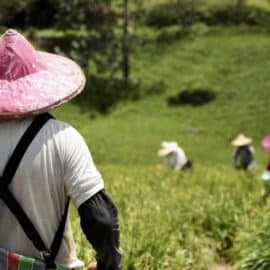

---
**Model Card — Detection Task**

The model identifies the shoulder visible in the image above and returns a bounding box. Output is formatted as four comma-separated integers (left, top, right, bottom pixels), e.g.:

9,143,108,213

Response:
46,119,84,141
46,118,76,132
43,118,90,155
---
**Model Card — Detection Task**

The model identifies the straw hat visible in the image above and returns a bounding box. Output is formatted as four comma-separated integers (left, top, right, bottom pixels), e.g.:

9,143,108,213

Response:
157,141,179,157
0,29,85,120
231,134,252,147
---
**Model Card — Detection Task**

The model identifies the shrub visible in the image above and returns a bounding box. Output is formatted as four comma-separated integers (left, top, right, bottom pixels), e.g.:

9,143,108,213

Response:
145,1,201,28
145,1,270,28
0,1,116,29
76,75,166,114
203,5,270,26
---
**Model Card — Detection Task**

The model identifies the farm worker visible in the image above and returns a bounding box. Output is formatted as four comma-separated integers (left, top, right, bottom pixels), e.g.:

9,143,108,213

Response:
231,134,255,170
261,161,270,203
261,135,270,202
157,141,192,170
0,29,122,270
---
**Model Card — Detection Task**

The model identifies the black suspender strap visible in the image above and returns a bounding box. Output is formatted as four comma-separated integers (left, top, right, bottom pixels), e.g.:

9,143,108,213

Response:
2,113,53,187
0,113,70,269
50,197,70,262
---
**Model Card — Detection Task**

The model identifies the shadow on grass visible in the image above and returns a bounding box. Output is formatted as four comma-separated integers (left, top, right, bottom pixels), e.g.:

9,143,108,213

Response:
168,88,216,107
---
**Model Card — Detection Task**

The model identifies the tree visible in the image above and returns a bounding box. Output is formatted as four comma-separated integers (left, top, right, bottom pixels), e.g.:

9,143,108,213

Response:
122,0,130,88
0,0,134,112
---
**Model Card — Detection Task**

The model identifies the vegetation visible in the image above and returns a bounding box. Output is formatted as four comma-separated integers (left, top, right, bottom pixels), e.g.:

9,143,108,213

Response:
52,25,270,269
2,0,270,269
70,165,264,270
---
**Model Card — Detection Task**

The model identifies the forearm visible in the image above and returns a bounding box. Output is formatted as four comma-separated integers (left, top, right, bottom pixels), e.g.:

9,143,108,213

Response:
78,189,122,270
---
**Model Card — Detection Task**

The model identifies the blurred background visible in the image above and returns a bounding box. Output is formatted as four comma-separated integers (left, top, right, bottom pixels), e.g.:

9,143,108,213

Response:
2,1,270,269
1,0,269,165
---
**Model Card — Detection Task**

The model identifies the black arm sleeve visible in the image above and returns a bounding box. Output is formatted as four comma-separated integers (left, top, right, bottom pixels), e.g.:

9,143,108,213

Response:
78,189,122,270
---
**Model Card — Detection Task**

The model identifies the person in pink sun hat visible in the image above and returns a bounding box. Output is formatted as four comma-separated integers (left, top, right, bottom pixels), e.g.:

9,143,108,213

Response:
0,29,122,270
261,134,270,202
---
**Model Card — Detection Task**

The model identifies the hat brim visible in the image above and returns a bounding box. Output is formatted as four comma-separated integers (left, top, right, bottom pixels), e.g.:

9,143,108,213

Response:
231,138,252,146
0,52,85,120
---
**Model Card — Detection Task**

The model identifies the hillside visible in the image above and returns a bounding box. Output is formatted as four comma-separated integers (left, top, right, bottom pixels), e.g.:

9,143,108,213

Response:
55,26,270,167
52,25,270,269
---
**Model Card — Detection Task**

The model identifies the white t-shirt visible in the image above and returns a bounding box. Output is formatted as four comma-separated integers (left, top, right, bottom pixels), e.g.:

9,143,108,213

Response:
0,117,104,269
163,147,188,170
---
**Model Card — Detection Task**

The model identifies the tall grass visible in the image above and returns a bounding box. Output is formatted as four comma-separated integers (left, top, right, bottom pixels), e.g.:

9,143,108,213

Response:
69,164,266,269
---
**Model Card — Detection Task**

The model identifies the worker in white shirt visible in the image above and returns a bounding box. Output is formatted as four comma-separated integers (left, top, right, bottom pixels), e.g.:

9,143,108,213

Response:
158,141,192,170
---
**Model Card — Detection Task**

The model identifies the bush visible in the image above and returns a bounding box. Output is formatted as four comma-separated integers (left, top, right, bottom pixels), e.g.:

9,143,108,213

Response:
145,1,270,28
145,2,182,27
76,75,166,114
81,75,132,114
203,5,270,26
0,1,116,29
145,1,201,28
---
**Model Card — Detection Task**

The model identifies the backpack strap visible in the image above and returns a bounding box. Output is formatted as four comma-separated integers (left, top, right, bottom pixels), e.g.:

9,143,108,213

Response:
0,113,70,269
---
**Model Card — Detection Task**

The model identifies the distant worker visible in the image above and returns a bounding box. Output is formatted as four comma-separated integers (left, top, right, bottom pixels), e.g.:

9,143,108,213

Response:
261,161,270,203
261,134,270,202
231,134,255,170
158,141,192,170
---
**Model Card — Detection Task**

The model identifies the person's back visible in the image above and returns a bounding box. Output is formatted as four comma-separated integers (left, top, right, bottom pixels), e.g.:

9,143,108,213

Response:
158,141,191,170
163,147,188,170
231,134,255,170
233,146,254,170
0,117,105,268
0,29,122,270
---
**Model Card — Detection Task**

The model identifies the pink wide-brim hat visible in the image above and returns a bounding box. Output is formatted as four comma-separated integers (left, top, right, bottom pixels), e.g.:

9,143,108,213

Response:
262,134,270,152
0,29,85,120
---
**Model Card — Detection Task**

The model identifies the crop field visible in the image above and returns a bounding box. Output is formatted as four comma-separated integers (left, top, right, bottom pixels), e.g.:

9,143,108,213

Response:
70,164,267,270
52,23,270,269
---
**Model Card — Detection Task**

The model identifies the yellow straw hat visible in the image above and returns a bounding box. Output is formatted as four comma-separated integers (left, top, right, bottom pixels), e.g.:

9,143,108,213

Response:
231,134,252,147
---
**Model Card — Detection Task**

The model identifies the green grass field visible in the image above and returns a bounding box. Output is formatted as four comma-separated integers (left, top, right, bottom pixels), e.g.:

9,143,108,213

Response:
55,24,270,270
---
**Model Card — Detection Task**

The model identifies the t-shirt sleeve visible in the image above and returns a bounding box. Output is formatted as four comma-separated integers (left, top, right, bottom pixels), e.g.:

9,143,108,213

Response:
61,125,104,208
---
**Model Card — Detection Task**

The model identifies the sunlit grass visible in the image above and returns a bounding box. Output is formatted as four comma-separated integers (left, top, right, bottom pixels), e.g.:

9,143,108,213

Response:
70,164,267,269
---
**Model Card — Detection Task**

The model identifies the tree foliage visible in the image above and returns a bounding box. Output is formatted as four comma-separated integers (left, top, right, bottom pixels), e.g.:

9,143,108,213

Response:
0,0,133,113
0,0,116,29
